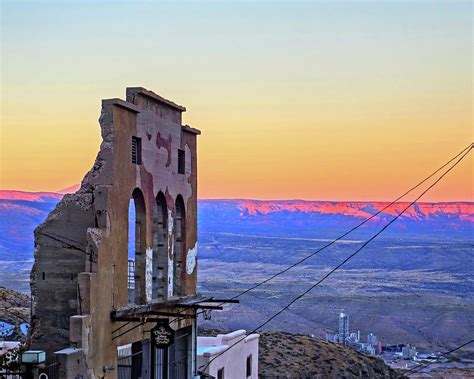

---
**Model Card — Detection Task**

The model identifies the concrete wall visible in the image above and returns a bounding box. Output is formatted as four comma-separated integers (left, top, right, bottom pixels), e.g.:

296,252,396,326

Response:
29,88,200,378
197,330,260,379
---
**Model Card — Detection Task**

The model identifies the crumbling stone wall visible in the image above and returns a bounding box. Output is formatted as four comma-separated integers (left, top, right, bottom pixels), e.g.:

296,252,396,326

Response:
29,88,200,377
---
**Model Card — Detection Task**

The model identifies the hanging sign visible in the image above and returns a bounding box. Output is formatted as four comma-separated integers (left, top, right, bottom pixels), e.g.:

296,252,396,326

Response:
151,320,175,349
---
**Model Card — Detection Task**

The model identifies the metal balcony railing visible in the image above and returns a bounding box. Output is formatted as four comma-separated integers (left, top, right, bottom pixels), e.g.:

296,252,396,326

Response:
128,260,135,290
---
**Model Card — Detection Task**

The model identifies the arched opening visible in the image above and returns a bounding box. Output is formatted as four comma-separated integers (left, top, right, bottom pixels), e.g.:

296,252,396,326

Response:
127,188,146,304
173,195,186,296
153,192,168,299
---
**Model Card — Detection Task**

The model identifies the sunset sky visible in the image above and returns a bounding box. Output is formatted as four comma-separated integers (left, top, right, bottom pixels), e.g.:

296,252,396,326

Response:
1,1,472,201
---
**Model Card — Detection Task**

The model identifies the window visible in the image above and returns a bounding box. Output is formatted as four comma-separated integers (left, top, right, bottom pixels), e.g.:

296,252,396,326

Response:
177,149,185,174
173,195,186,296
132,137,142,165
246,355,252,377
128,189,146,304
217,367,224,379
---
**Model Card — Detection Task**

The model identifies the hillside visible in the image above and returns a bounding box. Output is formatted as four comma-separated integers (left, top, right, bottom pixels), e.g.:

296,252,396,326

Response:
260,332,405,378
0,288,404,378
200,329,405,378
0,287,30,340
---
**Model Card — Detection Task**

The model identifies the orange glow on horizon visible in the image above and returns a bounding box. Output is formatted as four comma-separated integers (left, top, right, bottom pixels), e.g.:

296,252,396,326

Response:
0,2,472,202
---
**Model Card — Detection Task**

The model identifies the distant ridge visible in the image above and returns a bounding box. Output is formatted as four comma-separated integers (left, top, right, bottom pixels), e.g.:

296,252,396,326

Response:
1,188,472,216
57,184,81,194
0,188,472,224
0,190,62,202
234,199,474,222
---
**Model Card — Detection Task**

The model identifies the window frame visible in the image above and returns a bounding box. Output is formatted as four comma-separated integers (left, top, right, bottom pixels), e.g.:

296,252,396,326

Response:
177,148,185,174
132,136,142,165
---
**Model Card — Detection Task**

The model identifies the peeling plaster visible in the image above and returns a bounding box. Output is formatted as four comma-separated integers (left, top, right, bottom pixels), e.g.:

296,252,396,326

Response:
167,209,174,236
186,243,197,275
136,168,142,191
167,209,174,298
156,132,172,167
185,144,192,175
105,212,111,237
167,253,173,298
140,124,193,207
145,247,153,302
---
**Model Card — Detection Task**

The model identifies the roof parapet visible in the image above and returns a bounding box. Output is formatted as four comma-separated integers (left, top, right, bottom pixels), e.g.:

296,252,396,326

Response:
182,124,201,135
126,87,186,112
102,98,140,113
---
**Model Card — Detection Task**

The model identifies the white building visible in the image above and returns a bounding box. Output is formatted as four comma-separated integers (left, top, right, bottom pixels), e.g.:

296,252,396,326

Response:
325,333,339,343
338,312,349,344
368,333,378,347
197,330,259,379
402,345,417,360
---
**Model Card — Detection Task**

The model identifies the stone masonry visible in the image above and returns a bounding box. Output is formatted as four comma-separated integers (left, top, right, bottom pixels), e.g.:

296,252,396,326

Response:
29,87,200,378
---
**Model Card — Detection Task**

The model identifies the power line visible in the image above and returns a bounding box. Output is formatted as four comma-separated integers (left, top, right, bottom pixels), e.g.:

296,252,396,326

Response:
112,320,146,340
39,231,88,255
404,339,474,376
34,145,474,339
172,143,474,325
225,144,473,302
198,143,473,373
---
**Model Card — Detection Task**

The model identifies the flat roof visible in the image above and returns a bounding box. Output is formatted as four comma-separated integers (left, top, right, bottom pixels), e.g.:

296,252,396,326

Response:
127,87,186,112
197,345,228,357
102,98,140,113
182,124,201,135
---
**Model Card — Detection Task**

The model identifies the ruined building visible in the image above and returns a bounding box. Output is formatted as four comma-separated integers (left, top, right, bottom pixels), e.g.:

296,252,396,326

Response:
29,87,208,378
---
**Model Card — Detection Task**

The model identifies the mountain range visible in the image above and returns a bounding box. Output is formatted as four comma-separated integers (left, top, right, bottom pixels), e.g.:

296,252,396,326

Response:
0,189,472,264
199,199,473,240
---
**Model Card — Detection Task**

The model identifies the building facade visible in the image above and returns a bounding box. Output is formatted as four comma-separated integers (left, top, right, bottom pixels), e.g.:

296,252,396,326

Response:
338,312,349,345
29,87,201,378
402,345,417,360
197,330,259,379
